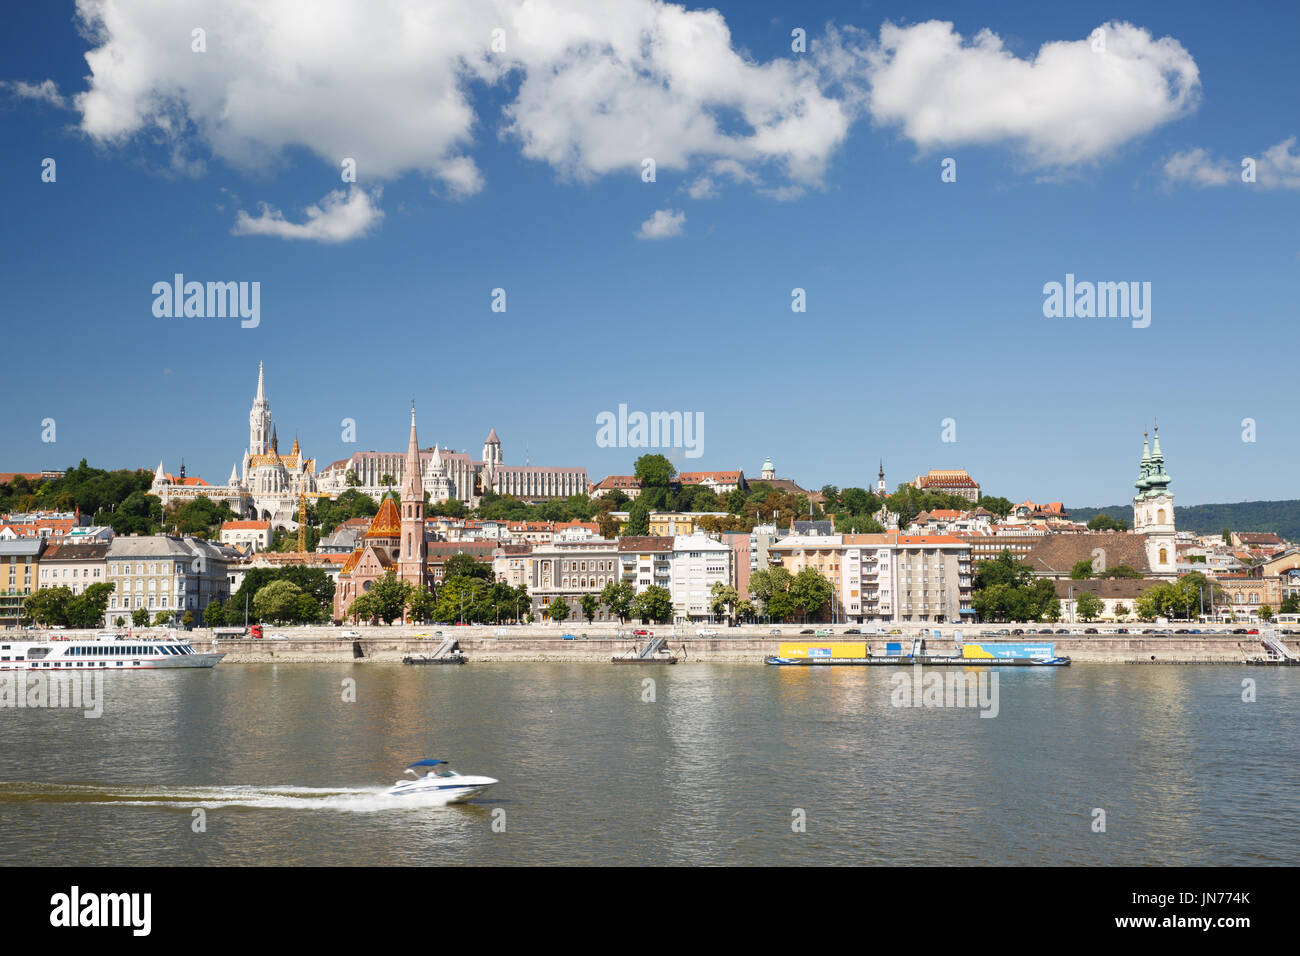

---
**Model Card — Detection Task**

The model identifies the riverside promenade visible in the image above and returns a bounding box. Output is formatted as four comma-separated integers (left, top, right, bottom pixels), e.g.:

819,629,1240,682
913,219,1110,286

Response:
167,623,1291,664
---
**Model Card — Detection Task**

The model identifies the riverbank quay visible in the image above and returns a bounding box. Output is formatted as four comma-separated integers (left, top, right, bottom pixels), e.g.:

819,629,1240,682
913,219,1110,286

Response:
175,626,1291,663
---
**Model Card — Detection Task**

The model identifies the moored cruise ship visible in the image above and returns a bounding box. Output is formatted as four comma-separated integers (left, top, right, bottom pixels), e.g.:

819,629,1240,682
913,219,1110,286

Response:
0,634,224,671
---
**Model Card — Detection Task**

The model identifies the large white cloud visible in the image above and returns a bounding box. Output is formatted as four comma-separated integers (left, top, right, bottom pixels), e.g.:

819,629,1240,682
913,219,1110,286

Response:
856,20,1200,167
62,2,1206,232
72,0,851,196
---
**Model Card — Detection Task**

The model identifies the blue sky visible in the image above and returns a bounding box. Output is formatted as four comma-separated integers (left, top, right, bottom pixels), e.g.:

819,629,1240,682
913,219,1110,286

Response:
1,0,1297,507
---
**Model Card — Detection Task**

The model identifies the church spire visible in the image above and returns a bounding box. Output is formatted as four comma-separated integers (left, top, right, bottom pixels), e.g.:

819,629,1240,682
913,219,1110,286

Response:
256,361,266,402
402,403,422,502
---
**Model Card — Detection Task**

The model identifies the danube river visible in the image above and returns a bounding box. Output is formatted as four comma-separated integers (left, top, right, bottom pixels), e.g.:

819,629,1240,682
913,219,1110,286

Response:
1,663,1296,865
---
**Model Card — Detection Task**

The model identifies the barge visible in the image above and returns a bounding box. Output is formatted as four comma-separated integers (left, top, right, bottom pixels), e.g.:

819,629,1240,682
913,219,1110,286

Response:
765,639,1069,667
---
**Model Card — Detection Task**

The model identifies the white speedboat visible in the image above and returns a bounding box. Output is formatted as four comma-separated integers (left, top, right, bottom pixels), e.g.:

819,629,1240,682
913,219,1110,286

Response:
385,760,497,802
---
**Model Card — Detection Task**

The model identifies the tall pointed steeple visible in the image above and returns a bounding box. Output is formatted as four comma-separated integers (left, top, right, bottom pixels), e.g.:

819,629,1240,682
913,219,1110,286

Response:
402,404,422,501
249,362,272,457
398,403,427,589
1135,430,1152,494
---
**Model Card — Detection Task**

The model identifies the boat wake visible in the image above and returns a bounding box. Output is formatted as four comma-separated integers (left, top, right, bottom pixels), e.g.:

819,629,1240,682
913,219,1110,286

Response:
0,781,480,812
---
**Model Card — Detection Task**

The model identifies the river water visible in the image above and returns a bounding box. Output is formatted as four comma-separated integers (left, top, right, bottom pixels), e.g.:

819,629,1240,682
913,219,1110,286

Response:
1,663,1295,865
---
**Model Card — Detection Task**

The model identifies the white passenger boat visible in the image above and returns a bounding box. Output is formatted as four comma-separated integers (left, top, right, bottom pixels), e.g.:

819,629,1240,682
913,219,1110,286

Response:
0,634,224,670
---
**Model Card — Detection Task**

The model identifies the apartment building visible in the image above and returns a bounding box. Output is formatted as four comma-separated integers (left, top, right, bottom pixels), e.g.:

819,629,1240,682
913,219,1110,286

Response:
37,542,109,595
0,539,44,626
527,538,622,622
105,536,232,622
670,533,733,622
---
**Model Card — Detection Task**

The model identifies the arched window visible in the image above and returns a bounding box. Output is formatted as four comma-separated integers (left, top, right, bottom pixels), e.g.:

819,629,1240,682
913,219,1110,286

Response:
1158,547,1168,564
1157,509,1166,524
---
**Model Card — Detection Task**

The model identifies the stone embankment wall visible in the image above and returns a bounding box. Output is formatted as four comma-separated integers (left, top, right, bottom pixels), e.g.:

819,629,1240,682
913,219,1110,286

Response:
176,626,1288,664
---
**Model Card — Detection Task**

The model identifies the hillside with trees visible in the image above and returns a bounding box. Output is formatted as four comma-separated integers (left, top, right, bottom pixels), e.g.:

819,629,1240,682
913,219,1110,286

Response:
1069,500,1300,541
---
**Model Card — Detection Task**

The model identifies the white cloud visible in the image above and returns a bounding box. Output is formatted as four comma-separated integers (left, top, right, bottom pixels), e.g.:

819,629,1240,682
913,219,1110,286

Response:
2,79,68,108
232,187,384,242
1162,148,1236,186
636,208,685,239
855,20,1200,167
1164,137,1300,190
59,2,1206,221
70,0,852,202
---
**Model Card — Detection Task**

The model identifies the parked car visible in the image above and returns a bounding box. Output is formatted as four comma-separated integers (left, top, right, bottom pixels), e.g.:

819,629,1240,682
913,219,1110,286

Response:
633,629,652,637
799,629,815,635
844,628,862,635
1247,628,1260,635
1011,628,1024,635
1116,628,1129,634
561,633,577,641
268,633,287,641
1055,628,1069,634
696,628,719,638
1232,628,1248,634
341,630,361,639
769,628,783,636
1084,628,1098,634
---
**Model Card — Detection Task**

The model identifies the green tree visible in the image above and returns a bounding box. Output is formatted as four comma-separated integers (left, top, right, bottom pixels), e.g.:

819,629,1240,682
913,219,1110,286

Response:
1070,559,1095,580
1075,591,1104,622
347,592,378,624
132,607,150,627
1098,565,1143,579
23,586,73,626
736,599,757,623
710,583,739,624
254,580,305,623
548,597,571,623
749,566,794,620
633,585,674,624
153,610,173,626
1260,605,1274,622
625,497,651,536
434,576,489,624
67,582,115,629
789,568,833,621
108,490,164,536
600,580,636,623
580,594,599,623
182,610,194,628
294,592,322,623
444,553,492,581
369,572,414,624
634,454,676,493
597,512,621,539
977,495,1014,517
204,600,226,627
406,588,436,623
1280,594,1300,615
1114,603,1130,620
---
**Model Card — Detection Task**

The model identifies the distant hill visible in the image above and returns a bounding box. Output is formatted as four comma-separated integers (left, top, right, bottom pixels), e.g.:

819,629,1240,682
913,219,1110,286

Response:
1068,501,1300,542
